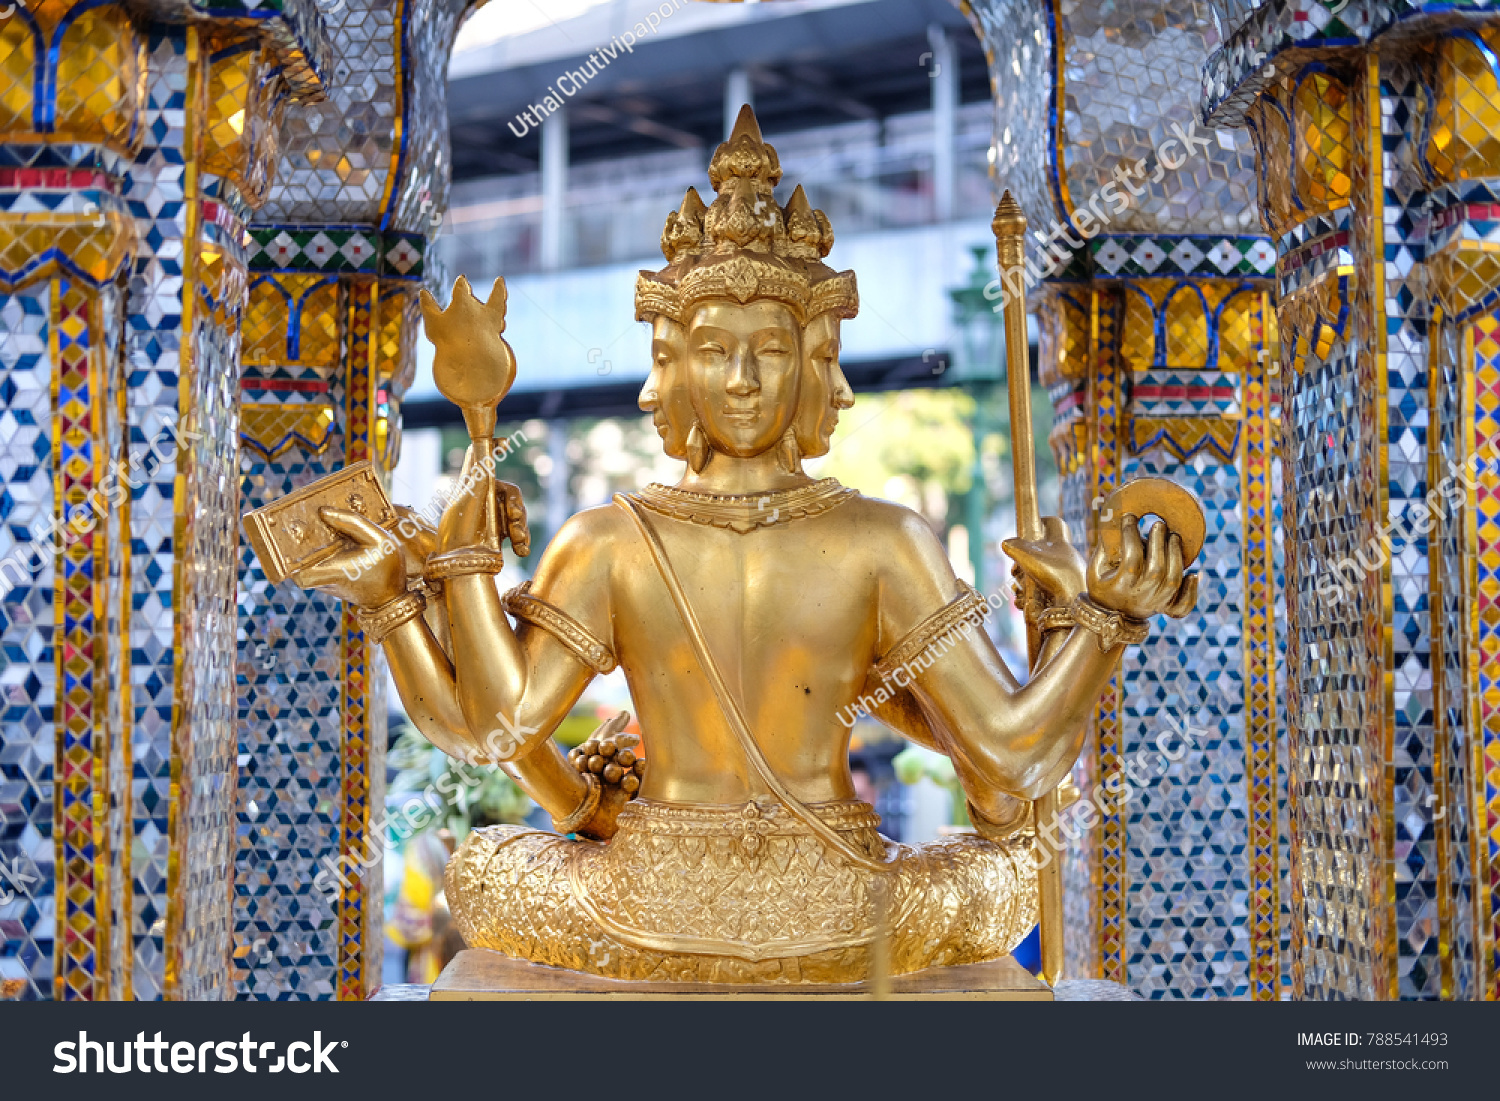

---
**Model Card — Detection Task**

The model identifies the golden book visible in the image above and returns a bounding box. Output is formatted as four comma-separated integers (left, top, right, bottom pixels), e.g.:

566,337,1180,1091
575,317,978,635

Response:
242,461,393,585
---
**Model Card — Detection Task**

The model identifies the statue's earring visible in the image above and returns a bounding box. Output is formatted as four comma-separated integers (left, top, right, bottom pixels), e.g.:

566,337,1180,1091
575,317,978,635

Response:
776,428,802,475
687,421,711,473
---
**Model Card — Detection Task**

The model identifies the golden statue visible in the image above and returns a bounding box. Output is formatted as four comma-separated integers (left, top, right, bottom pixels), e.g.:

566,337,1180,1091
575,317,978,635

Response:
250,108,1199,987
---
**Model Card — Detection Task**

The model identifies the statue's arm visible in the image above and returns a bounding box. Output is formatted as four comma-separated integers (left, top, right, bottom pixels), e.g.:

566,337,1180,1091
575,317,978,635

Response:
441,505,621,830
861,681,1031,829
281,483,604,827
381,610,470,757
860,681,945,753
876,511,1124,803
380,597,595,826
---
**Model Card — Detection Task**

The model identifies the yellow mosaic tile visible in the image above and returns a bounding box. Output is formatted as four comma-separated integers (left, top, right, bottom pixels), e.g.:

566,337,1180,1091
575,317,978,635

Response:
1294,70,1354,214
240,402,336,460
0,211,134,291
243,274,342,368
1426,27,1500,184
53,3,144,153
203,35,287,208
0,16,35,134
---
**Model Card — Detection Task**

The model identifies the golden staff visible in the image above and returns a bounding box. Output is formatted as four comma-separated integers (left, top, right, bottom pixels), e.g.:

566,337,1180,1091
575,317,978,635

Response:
991,191,1065,987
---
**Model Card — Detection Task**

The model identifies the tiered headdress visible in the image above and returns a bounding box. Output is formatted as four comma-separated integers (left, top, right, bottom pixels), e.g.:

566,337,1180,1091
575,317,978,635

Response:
635,105,859,325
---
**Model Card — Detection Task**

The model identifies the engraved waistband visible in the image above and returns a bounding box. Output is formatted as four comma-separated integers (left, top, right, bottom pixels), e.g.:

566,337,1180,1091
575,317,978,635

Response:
569,795,887,960
615,796,881,836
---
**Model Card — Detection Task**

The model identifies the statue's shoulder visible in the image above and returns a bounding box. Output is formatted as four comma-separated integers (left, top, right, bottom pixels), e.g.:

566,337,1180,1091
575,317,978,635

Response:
549,500,634,555
840,493,943,538
839,493,952,574
528,502,635,591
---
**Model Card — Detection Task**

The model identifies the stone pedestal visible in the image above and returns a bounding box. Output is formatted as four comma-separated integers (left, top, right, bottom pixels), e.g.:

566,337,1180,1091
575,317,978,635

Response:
426,950,1053,1001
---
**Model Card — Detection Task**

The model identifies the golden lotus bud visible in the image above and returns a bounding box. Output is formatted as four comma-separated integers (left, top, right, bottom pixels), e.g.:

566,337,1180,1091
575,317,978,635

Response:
419,275,516,440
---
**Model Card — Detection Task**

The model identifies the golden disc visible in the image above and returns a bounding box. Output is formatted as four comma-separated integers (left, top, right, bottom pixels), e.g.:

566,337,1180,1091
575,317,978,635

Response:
1097,477,1206,567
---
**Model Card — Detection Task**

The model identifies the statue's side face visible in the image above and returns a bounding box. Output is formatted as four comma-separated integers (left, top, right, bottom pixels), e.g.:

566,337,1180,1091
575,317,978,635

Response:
793,312,855,458
686,299,802,458
638,315,691,459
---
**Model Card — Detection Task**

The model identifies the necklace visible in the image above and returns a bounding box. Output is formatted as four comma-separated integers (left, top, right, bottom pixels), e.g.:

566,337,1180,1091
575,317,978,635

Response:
631,478,856,533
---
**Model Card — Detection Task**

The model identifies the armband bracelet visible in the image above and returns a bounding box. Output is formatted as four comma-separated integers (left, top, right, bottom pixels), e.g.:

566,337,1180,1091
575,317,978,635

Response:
1071,594,1149,652
356,590,427,643
873,583,989,683
552,772,602,836
424,545,506,583
503,581,618,675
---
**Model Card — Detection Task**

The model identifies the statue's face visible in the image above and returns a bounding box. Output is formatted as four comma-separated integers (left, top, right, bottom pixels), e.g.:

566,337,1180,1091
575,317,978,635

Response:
638,315,691,459
793,313,855,458
686,299,802,458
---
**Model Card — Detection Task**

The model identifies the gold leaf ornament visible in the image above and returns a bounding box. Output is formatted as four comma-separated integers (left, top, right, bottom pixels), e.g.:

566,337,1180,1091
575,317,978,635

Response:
420,275,517,440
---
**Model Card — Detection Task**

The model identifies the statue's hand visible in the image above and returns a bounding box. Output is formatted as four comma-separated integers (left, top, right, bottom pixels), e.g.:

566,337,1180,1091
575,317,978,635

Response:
435,447,530,558
498,481,530,556
290,507,407,607
566,712,644,842
389,504,438,583
1002,516,1086,612
1087,513,1198,621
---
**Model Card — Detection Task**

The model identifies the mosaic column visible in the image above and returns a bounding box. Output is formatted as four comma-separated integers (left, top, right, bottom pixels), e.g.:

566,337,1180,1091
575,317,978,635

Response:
963,0,1287,998
0,0,325,1000
1203,0,1500,1001
234,0,464,1000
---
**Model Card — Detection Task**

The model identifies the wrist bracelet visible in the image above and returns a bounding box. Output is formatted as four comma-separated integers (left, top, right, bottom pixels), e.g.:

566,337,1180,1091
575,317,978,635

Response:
1072,594,1150,651
553,772,602,836
1033,601,1078,635
1029,594,1148,650
356,590,427,643
1018,575,1080,635
424,545,506,583
1013,574,1051,627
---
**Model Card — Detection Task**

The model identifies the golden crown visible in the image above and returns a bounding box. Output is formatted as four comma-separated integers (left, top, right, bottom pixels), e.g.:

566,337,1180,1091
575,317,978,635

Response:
635,105,858,325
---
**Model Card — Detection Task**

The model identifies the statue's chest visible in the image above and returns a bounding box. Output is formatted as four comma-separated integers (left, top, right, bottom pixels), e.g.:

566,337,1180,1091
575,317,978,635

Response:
620,523,878,654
